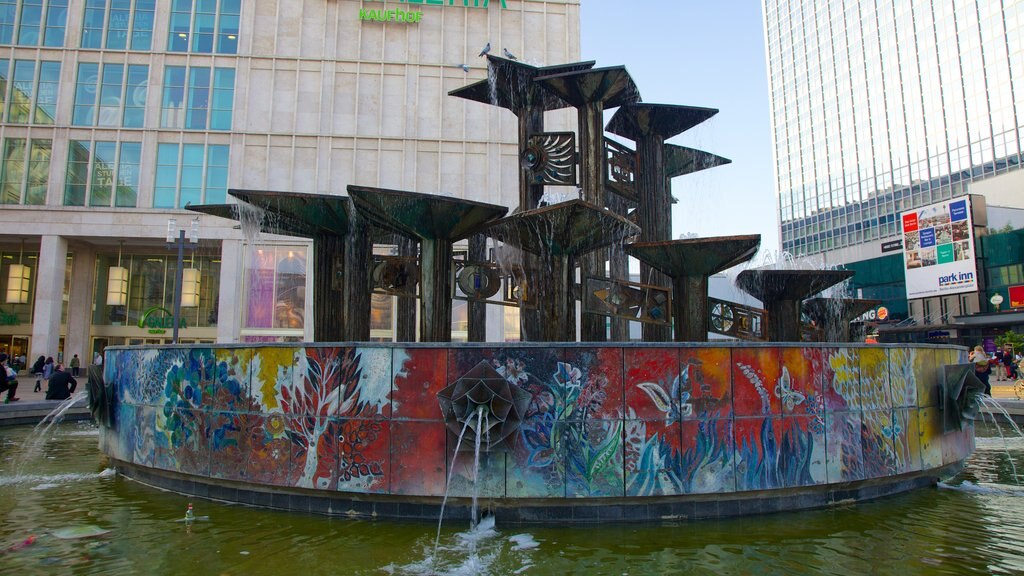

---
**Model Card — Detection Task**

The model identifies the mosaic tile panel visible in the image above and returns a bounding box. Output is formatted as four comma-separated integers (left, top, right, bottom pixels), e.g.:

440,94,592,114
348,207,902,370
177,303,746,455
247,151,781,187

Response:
860,348,892,411
390,420,446,497
391,347,449,419
861,409,896,479
209,411,254,482
244,413,300,487
678,418,735,494
887,347,918,408
825,410,864,484
779,347,823,417
732,347,782,417
624,348,680,421
680,348,732,420
564,347,624,421
338,418,390,493
917,407,943,469
171,408,210,477
823,348,861,412
734,416,783,492
625,418,682,497
781,415,826,487
507,419,567,498
447,451,506,498
891,408,922,474
914,348,941,408
566,419,624,497
211,348,253,412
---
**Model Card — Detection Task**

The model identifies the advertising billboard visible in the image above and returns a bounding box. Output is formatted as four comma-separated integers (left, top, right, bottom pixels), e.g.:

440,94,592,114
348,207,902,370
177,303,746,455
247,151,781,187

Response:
1010,285,1024,309
901,196,978,299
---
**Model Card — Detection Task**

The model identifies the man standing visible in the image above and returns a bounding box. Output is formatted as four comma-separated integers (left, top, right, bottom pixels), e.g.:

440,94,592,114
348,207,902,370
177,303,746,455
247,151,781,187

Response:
45,364,77,401
0,353,19,403
93,351,103,367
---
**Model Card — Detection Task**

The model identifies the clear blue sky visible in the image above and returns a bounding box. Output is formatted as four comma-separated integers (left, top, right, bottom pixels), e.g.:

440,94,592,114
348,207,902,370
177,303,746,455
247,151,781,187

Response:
580,1,780,255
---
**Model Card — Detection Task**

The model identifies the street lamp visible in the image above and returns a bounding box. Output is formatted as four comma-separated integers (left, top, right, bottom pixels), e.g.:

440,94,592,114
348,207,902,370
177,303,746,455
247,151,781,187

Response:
167,217,200,343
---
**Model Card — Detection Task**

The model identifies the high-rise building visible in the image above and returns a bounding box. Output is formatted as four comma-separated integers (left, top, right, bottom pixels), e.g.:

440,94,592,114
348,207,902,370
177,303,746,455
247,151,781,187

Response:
764,0,1024,340
0,0,581,361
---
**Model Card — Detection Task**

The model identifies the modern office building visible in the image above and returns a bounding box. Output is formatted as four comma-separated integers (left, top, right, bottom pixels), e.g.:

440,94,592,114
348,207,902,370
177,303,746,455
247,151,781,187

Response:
0,0,581,363
763,0,1024,342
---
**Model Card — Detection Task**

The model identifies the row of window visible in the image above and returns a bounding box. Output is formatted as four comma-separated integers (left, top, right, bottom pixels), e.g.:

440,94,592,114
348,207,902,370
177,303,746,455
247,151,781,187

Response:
0,136,227,208
0,59,235,130
1,0,239,54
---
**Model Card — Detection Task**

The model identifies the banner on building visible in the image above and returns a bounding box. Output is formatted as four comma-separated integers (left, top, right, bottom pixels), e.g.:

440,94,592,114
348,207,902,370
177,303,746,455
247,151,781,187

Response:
900,196,978,299
1010,285,1024,309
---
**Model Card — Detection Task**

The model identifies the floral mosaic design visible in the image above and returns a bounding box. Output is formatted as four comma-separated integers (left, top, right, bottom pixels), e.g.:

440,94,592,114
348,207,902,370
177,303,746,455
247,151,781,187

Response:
101,343,973,503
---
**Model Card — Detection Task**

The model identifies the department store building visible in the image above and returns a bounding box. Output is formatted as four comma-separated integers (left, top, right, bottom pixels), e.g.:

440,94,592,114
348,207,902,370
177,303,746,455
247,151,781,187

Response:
0,0,581,362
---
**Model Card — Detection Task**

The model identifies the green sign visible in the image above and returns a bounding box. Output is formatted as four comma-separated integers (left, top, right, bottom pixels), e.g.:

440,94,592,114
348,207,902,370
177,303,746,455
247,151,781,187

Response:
360,0,507,24
138,306,187,334
0,310,17,326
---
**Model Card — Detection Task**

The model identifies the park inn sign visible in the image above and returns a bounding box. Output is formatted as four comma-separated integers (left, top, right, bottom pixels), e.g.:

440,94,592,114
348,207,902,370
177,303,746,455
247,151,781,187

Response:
359,0,507,23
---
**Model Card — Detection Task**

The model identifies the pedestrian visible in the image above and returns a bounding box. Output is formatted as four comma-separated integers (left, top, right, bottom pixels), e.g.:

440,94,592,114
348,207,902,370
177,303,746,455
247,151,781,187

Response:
1002,345,1016,381
970,345,992,395
45,364,77,401
30,355,45,393
0,353,19,403
42,356,55,383
69,353,80,377
94,351,103,367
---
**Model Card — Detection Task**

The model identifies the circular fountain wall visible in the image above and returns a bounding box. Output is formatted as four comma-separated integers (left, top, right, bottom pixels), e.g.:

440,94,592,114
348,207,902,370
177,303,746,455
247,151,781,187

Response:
97,341,974,523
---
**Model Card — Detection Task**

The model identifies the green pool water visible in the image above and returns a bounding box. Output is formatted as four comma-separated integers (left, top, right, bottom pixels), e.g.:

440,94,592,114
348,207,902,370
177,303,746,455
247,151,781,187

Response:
1,422,1022,575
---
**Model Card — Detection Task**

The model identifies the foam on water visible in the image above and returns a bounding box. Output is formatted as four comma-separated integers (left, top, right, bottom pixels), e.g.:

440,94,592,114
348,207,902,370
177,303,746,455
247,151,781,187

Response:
939,480,1024,497
0,468,116,487
509,533,539,551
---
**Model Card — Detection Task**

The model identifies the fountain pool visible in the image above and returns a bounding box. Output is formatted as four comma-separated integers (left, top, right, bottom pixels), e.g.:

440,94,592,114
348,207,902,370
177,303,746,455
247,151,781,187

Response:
1,421,1021,575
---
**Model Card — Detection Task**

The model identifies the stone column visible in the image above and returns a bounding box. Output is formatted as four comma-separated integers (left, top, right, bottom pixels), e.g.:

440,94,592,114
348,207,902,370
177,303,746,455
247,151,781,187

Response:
31,235,67,361
216,239,243,343
64,242,97,367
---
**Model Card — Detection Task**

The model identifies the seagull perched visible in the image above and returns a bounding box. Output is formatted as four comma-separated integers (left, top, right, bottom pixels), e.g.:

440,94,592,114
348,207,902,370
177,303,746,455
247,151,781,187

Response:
503,48,517,60
478,42,490,57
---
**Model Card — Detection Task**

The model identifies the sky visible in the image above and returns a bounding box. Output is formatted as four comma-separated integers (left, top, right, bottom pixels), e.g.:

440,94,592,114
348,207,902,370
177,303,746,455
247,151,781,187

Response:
579,1,780,256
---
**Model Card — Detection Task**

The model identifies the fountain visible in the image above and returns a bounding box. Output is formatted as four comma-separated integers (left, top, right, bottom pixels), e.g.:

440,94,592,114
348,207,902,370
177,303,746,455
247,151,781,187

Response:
93,55,983,524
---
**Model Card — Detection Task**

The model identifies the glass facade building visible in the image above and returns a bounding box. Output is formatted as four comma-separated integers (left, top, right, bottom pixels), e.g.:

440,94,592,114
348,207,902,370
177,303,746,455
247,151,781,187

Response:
764,0,1024,257
0,0,582,361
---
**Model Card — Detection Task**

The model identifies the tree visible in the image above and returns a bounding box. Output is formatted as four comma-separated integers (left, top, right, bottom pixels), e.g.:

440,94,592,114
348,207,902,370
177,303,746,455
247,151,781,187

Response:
995,330,1024,352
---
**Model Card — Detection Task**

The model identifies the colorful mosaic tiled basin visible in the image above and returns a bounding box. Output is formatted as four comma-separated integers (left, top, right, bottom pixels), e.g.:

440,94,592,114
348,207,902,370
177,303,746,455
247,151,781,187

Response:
98,343,974,523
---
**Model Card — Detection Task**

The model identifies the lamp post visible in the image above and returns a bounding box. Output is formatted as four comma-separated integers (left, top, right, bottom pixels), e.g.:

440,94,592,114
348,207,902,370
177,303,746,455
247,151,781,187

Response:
167,217,200,343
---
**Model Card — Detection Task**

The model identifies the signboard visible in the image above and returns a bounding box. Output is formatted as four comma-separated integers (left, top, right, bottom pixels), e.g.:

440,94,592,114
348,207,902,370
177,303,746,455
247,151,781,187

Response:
880,239,903,253
359,0,507,24
1010,285,1024,309
901,196,978,299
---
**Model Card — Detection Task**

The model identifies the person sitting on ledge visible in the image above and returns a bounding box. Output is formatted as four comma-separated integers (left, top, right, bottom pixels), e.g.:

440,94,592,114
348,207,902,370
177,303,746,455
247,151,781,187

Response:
45,364,77,401
0,353,19,403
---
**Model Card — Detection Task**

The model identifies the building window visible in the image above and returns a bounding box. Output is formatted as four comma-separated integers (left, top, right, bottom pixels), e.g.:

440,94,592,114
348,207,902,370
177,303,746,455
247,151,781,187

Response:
63,140,141,207
167,0,239,55
93,251,220,329
161,65,234,130
241,245,307,339
82,0,155,51
0,138,50,204
1,59,60,124
0,0,68,47
72,62,148,127
153,142,228,208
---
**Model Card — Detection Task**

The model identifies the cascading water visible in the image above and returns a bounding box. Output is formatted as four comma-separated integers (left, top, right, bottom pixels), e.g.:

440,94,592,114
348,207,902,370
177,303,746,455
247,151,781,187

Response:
977,395,1024,485
14,392,88,474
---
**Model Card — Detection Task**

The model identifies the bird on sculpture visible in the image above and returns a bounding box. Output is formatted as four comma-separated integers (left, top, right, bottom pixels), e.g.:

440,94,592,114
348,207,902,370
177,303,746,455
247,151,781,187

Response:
503,48,517,60
478,42,491,57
